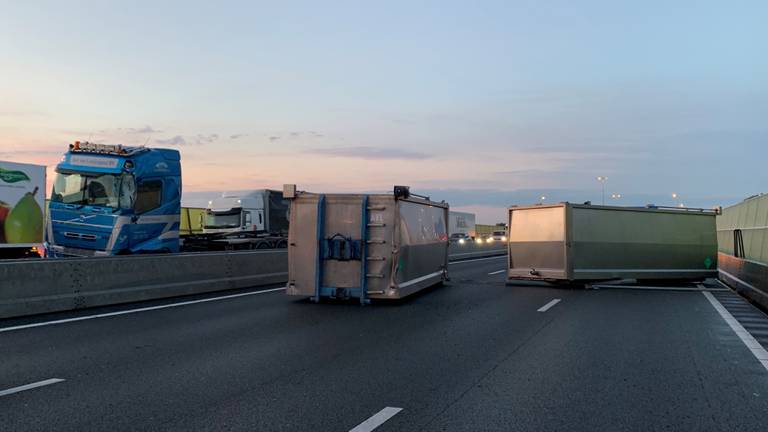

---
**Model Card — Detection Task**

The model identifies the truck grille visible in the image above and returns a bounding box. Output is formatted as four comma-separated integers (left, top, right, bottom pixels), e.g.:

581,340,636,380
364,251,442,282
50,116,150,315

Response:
63,232,98,240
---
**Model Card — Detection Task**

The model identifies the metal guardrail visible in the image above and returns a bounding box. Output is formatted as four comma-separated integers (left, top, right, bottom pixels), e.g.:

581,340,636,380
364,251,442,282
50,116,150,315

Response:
719,252,768,312
0,243,506,319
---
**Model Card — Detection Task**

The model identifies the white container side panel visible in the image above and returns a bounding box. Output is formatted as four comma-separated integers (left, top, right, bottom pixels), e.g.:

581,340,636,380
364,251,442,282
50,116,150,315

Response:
286,196,319,296
395,200,449,289
508,205,567,279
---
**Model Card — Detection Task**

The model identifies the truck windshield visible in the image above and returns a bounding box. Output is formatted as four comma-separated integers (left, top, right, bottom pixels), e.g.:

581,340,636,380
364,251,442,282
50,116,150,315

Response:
205,209,241,228
51,172,136,209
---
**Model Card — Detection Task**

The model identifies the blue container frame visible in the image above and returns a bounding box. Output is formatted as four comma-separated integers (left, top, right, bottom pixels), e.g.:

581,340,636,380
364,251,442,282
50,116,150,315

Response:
313,194,370,304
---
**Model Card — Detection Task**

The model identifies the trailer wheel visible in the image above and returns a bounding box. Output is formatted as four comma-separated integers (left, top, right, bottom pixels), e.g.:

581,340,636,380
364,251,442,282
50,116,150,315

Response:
276,240,288,248
257,242,270,249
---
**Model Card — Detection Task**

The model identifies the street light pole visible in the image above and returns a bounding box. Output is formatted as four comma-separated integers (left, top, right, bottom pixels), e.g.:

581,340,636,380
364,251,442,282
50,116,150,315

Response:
597,176,608,205
672,193,683,208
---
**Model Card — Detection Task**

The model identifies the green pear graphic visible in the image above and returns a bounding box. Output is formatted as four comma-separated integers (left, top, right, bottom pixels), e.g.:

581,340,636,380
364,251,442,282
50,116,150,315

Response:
5,187,44,243
0,199,10,243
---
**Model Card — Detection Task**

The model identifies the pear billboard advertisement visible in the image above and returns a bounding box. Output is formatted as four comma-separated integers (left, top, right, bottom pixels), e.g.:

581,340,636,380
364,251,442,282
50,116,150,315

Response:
0,161,46,246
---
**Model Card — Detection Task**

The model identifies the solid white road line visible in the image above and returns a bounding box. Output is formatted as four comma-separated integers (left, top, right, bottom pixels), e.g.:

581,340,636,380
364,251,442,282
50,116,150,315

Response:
537,299,562,312
349,407,403,432
449,255,506,265
592,284,728,292
487,269,506,275
702,291,768,372
0,287,286,334
0,378,65,397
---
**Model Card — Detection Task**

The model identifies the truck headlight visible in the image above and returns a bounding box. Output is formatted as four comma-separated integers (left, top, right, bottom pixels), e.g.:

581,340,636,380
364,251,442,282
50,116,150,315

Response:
486,238,493,243
458,238,465,244
501,236,507,242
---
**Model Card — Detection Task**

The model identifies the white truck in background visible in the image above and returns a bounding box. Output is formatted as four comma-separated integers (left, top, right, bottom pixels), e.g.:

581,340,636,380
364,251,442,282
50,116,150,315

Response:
449,211,476,243
181,189,289,251
0,160,46,259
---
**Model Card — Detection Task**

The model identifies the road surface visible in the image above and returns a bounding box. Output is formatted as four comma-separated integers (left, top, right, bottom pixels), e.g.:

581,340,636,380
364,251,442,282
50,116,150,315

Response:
2,256,768,431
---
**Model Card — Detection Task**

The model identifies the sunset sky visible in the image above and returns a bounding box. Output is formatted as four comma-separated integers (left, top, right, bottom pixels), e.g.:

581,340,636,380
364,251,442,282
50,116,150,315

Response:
1,1,765,222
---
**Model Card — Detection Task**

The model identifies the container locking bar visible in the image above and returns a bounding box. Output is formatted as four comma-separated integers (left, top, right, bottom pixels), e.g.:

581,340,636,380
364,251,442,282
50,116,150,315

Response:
321,234,362,261
313,194,326,303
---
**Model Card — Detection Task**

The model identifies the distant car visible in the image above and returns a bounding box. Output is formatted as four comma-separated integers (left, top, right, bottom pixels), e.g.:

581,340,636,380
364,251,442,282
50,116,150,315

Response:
450,233,472,244
486,230,508,243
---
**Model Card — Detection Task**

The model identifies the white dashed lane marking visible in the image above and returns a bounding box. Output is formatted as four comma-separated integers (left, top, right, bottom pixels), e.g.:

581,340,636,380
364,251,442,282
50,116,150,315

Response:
537,299,562,312
0,378,65,397
349,407,403,432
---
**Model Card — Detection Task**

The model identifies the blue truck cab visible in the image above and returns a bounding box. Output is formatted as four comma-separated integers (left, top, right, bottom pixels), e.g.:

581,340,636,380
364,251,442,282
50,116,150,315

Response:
47,141,181,257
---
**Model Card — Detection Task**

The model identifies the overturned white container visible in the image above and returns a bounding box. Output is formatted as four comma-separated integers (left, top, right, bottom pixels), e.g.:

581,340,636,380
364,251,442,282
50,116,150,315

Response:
285,186,449,303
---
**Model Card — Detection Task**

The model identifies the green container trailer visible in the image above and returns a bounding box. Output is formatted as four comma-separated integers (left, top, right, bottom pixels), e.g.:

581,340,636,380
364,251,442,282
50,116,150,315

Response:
507,203,718,282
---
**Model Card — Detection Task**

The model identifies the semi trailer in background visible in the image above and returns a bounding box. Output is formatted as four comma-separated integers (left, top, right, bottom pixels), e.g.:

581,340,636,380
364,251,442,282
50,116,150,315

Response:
180,207,205,236
448,211,476,243
285,185,449,303
449,210,476,236
47,142,182,257
507,203,718,283
181,190,289,251
0,160,46,259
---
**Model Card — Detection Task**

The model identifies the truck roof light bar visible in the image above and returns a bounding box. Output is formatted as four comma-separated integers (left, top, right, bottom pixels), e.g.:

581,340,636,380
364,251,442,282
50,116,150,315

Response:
70,141,148,156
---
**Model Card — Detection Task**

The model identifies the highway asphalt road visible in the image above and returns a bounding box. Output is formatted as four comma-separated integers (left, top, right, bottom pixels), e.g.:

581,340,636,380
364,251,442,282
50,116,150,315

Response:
2,255,768,431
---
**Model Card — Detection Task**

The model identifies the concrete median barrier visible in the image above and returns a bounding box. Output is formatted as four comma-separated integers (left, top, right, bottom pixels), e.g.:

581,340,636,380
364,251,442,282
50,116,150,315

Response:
448,242,506,260
0,243,506,319
0,251,287,319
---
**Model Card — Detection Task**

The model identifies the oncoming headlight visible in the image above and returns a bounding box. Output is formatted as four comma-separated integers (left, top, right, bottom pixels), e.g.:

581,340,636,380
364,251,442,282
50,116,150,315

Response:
501,236,507,242
458,238,465,244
